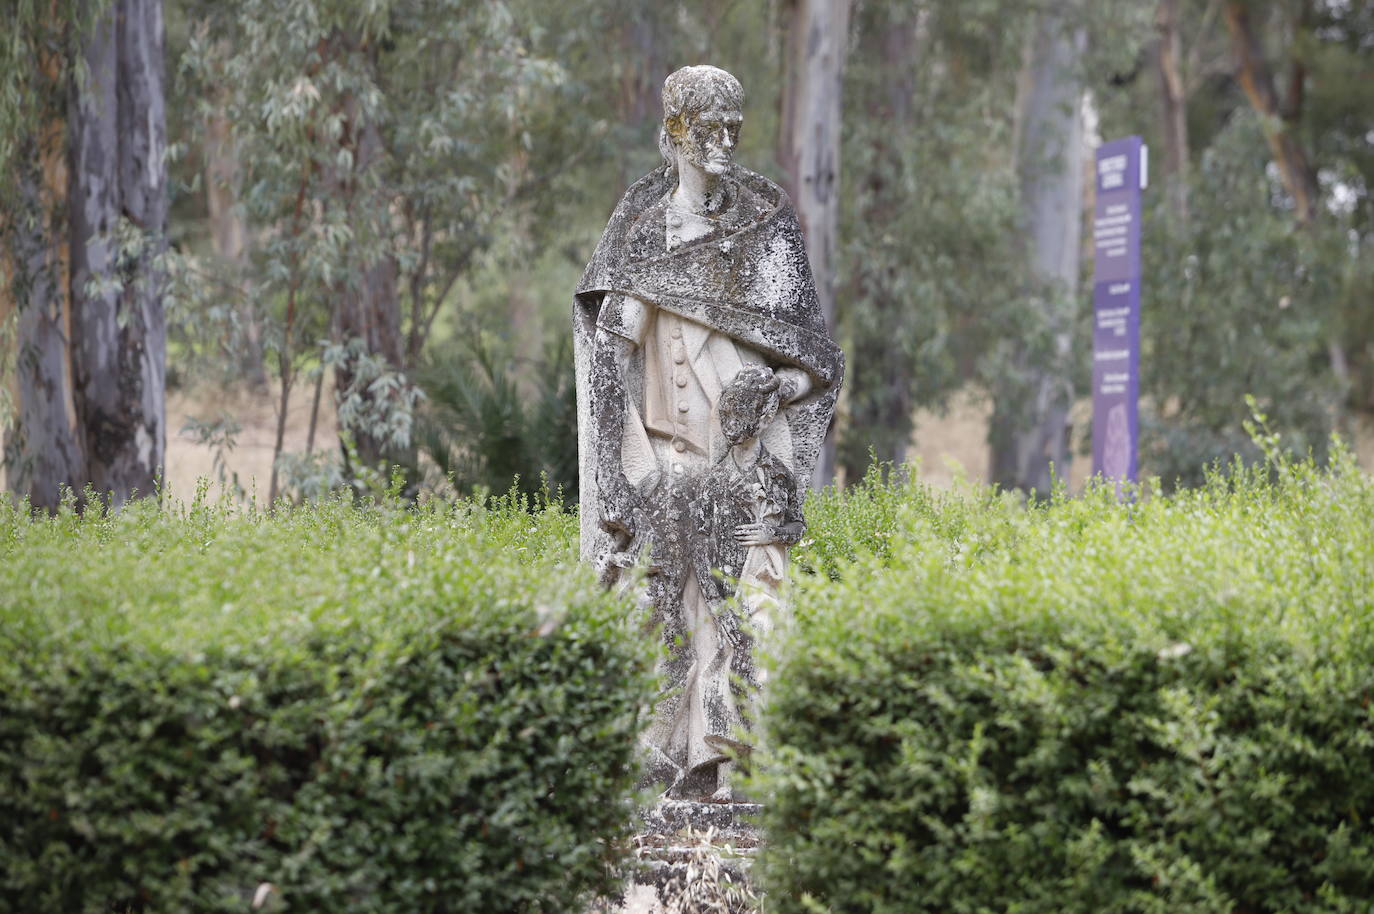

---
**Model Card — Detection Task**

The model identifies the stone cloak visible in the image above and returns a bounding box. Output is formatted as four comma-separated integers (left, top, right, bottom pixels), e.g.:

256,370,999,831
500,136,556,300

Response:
573,164,843,565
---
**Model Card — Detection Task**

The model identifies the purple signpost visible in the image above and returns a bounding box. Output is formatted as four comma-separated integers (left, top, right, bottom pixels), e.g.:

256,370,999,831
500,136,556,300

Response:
1091,136,1146,487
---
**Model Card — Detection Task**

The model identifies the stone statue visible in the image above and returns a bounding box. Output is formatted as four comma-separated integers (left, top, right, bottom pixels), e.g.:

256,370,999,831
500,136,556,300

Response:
573,65,842,801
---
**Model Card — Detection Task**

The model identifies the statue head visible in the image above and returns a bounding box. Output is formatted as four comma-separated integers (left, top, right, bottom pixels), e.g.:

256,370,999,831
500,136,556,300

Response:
659,65,744,176
718,365,780,446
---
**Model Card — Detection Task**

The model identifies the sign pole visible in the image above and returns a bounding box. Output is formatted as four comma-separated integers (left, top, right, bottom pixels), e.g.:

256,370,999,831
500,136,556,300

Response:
1091,136,1146,490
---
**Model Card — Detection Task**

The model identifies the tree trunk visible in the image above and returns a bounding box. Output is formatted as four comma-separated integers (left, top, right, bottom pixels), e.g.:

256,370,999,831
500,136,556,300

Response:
990,8,1085,497
204,80,268,391
617,6,668,189
331,109,407,471
1223,1,1319,225
1222,3,1351,401
336,251,405,466
839,7,924,481
68,0,168,507
778,0,851,488
1156,0,1190,223
10,133,83,511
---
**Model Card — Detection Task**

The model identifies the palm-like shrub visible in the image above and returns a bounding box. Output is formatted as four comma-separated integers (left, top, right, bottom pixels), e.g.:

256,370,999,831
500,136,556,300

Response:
415,334,578,502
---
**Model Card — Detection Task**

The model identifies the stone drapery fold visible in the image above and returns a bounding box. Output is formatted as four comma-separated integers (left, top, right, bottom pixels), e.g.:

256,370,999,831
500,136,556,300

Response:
573,164,842,563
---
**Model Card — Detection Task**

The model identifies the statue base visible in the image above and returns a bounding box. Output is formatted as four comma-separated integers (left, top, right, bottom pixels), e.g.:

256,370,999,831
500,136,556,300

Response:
597,800,763,913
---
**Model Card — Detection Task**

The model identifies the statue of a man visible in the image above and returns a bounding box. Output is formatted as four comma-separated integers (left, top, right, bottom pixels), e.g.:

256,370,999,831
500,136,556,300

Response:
573,65,842,801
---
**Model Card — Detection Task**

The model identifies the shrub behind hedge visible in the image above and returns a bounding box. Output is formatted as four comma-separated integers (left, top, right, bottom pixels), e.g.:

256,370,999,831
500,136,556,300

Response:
0,491,652,913
760,452,1374,913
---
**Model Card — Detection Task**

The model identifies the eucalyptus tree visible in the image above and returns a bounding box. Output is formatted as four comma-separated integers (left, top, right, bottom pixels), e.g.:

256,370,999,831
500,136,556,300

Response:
177,0,562,499
988,4,1087,497
0,3,83,510
1,0,168,510
837,0,1032,483
70,0,169,507
778,0,851,487
1092,0,1371,485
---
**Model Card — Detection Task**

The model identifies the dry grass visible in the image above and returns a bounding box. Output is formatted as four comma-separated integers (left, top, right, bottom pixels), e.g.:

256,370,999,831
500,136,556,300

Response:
164,380,339,501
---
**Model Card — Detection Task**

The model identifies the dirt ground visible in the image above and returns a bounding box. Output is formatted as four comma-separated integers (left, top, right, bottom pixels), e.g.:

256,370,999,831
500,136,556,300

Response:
4,383,1366,499
164,381,339,502
163,383,1373,500
164,383,1013,500
907,392,1374,491
903,389,1100,490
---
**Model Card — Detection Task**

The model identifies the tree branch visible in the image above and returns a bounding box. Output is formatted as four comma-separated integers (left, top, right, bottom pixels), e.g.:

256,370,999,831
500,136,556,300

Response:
405,203,433,366
417,265,464,353
1223,1,1319,225
1183,0,1223,95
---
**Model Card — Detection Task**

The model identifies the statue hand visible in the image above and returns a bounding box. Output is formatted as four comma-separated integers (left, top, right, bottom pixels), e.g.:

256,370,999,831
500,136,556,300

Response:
599,474,639,544
597,504,646,588
776,376,797,405
733,522,774,548
716,606,745,649
601,506,636,549
597,540,640,588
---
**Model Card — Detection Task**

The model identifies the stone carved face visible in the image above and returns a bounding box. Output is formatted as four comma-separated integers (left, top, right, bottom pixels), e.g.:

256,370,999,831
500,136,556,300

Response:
678,108,742,175
718,366,779,446
661,65,744,176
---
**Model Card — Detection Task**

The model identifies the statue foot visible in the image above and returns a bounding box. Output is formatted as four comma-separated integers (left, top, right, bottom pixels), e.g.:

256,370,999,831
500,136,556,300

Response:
708,760,734,803
661,768,688,800
638,744,685,799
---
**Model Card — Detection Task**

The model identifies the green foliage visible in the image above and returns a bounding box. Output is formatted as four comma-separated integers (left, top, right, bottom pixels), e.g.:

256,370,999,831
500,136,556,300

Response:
1138,113,1349,487
838,0,1031,476
0,0,97,209
757,446,1374,912
0,489,653,913
166,0,569,477
415,331,579,503
792,462,1021,581
1088,0,1374,485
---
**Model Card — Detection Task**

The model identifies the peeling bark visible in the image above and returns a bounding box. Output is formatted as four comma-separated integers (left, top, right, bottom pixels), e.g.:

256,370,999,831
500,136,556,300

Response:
991,7,1085,497
778,0,851,487
68,0,168,508
10,135,83,511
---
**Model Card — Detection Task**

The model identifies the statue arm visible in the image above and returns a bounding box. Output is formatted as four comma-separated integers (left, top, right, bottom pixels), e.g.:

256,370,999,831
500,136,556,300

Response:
590,294,649,541
774,366,813,405
591,326,637,537
772,517,805,547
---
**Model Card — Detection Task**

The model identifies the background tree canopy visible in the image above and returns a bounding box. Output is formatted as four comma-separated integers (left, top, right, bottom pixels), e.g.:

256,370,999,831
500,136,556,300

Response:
2,0,1371,506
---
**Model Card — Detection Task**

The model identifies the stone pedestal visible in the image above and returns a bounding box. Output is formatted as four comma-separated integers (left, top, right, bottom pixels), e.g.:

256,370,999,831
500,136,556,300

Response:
608,801,762,914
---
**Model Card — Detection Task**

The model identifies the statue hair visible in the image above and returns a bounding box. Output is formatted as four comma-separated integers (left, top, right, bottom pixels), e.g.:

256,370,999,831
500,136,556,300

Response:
658,65,744,173
719,365,780,431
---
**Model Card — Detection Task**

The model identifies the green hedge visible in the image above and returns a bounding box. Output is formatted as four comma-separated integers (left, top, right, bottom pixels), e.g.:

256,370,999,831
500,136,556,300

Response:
0,491,653,913
760,451,1374,913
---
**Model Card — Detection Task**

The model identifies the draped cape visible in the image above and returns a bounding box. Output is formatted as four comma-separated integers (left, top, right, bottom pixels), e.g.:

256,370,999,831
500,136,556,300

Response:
573,164,843,563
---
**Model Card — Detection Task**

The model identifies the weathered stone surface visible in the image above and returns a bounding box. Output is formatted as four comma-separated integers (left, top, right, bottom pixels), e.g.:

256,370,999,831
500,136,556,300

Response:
573,65,843,803
595,800,762,914
639,800,764,841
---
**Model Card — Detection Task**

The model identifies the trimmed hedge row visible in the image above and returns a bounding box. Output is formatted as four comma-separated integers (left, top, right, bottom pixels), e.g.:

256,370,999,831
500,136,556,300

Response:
759,452,1374,913
0,492,653,913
